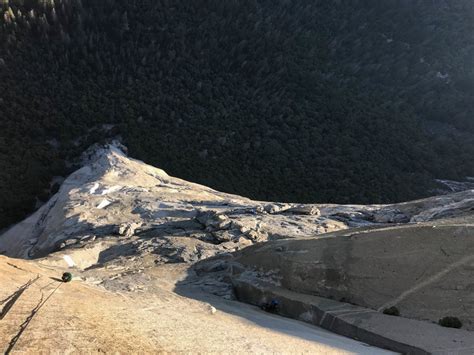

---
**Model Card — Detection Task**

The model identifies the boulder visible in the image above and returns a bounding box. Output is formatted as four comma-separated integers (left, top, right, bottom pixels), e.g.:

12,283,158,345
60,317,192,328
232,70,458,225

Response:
285,205,320,216
373,209,409,223
118,222,141,237
264,204,291,214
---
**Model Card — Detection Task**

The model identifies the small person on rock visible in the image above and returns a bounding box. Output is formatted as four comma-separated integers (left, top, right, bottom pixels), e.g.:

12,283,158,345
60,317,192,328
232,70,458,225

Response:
261,299,279,313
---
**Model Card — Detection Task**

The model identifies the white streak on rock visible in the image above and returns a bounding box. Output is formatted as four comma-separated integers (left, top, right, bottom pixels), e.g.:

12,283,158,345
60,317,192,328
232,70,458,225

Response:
63,255,76,267
97,199,112,209
89,183,100,194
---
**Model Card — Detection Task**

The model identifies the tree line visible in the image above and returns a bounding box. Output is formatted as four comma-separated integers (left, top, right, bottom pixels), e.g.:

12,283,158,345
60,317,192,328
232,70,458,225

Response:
0,0,473,228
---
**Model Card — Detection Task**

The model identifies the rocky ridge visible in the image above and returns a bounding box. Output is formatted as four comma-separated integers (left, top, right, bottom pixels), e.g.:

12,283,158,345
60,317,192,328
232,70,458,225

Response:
2,143,472,265
1,144,473,353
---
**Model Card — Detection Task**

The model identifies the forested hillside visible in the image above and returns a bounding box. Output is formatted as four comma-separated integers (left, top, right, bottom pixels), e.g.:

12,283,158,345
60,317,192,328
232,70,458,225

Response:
1,0,473,228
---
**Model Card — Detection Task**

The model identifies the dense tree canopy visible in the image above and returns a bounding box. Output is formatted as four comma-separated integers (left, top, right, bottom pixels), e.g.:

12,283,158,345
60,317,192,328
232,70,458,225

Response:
1,0,473,228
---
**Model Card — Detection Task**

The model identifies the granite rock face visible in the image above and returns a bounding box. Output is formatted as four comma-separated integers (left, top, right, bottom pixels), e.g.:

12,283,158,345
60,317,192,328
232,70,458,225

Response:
198,218,474,331
0,143,473,354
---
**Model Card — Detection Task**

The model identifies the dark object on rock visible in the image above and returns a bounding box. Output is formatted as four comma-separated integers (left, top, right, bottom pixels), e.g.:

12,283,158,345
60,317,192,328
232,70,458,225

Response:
57,238,79,250
62,272,73,283
438,316,462,329
383,306,400,316
261,299,279,313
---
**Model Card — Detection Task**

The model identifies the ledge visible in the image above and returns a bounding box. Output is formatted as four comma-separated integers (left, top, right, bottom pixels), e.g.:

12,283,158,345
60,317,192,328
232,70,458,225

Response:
232,278,474,355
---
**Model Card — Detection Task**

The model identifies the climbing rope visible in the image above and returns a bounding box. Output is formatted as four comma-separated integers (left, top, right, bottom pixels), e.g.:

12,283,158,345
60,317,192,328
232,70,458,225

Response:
0,276,40,320
5,277,66,355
